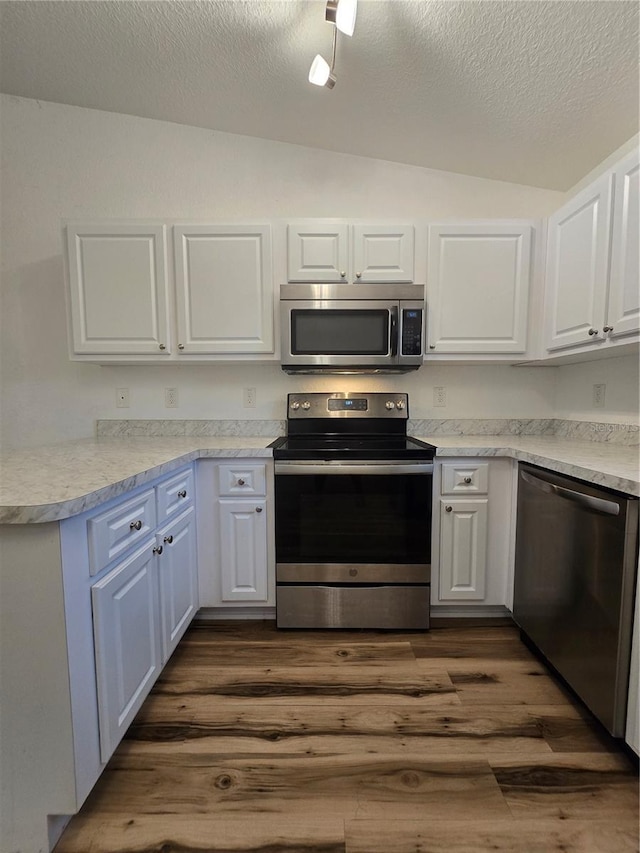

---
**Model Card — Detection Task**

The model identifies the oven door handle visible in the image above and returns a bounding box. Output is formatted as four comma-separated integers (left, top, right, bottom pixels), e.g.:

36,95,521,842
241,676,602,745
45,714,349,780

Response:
274,462,434,475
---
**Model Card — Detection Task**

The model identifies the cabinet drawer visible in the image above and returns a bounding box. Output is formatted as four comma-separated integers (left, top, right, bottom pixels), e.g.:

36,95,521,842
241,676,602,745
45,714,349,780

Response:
217,463,266,496
441,462,489,495
156,467,194,522
88,489,156,576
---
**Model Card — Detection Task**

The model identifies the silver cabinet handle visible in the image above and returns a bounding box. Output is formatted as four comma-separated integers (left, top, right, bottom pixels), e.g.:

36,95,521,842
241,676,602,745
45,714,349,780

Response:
588,328,598,336
429,344,436,349
356,271,361,279
603,325,614,333
158,344,166,350
463,476,472,484
256,506,263,513
445,505,453,512
340,271,346,278
238,478,246,486
164,535,173,544
130,520,142,531
178,489,187,498
178,343,185,350
153,545,163,555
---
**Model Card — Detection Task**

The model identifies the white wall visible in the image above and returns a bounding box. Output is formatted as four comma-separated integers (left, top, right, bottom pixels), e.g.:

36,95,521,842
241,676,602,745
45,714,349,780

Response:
553,355,639,424
0,95,573,449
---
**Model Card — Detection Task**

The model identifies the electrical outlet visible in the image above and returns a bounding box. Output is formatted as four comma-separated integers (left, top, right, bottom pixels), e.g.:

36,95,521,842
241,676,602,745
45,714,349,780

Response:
243,387,256,408
165,388,179,408
433,386,447,407
116,388,130,408
593,383,606,409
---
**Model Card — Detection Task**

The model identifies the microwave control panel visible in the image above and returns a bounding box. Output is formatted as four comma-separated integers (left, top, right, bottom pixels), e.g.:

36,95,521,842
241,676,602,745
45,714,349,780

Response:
401,309,423,356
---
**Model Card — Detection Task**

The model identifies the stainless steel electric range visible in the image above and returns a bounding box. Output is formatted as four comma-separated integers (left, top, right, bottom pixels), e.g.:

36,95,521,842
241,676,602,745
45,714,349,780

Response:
269,392,435,629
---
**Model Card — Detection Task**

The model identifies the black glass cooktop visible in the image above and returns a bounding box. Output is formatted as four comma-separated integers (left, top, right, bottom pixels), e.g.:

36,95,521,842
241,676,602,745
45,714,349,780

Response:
269,435,436,461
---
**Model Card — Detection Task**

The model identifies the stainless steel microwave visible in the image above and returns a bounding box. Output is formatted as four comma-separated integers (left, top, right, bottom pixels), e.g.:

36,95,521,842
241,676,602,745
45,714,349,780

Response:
280,284,425,374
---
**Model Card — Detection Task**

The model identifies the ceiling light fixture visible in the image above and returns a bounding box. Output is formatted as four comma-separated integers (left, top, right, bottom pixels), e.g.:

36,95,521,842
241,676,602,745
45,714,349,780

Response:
308,0,357,90
325,0,357,37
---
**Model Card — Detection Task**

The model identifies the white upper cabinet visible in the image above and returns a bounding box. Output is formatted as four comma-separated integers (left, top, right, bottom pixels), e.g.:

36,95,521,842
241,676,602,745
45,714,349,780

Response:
543,147,639,355
544,174,613,351
427,223,533,354
65,223,171,356
287,221,415,283
173,224,274,354
608,149,640,339
287,222,349,282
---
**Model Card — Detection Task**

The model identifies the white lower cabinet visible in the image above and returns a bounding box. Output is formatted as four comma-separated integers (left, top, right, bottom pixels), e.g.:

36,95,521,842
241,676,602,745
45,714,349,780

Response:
197,458,275,609
157,506,198,659
432,458,515,612
91,541,162,762
219,499,268,601
439,498,488,600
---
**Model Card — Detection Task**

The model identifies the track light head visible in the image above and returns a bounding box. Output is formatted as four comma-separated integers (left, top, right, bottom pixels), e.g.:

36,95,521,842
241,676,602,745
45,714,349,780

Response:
325,0,357,37
308,54,336,88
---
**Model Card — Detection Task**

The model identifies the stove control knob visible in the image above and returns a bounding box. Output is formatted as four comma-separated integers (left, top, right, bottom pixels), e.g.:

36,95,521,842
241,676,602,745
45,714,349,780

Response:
290,401,300,410
395,400,405,410
301,401,311,410
385,401,396,410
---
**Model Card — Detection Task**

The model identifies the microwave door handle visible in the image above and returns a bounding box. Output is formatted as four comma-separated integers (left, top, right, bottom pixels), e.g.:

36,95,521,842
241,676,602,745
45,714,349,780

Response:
390,306,398,356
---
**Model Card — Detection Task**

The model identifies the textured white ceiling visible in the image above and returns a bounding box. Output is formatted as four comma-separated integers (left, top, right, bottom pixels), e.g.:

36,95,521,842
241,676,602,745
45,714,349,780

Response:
1,0,638,189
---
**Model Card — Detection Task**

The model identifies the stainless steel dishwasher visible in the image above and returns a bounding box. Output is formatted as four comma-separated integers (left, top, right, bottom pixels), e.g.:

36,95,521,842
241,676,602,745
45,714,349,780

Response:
513,463,638,737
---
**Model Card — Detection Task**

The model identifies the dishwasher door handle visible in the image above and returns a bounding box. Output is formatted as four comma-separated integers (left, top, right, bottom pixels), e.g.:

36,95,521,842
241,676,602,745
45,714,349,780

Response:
521,469,620,516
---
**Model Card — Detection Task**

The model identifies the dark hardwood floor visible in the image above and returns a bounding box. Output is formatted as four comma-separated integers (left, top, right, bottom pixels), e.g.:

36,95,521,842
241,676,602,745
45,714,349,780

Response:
55,621,639,852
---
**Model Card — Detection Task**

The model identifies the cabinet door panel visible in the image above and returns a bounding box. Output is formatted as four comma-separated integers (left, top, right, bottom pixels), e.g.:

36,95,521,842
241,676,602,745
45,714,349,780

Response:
608,150,640,338
438,499,488,600
428,224,532,353
219,499,268,601
352,225,415,282
287,222,349,282
174,225,273,353
66,223,170,355
157,507,198,661
544,175,613,350
91,543,161,762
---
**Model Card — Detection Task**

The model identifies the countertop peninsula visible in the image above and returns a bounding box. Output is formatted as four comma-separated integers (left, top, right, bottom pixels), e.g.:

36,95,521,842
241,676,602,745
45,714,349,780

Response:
0,434,638,524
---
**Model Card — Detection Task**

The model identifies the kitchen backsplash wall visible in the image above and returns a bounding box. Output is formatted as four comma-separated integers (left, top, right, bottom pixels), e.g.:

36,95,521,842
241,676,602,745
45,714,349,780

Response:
553,355,639,425
1,95,635,450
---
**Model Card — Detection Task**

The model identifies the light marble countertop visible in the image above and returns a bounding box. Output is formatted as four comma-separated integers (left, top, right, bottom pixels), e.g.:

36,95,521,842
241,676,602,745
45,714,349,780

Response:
0,434,638,524
420,435,640,498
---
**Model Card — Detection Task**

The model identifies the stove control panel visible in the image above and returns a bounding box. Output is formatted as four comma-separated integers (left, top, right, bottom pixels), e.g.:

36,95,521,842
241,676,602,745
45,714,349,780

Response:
287,392,409,419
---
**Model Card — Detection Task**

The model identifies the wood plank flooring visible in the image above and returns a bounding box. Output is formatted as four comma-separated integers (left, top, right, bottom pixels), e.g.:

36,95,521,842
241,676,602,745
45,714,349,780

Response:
55,621,639,853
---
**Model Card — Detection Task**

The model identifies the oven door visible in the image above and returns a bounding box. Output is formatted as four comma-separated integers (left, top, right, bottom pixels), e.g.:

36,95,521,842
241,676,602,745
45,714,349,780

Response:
274,461,433,583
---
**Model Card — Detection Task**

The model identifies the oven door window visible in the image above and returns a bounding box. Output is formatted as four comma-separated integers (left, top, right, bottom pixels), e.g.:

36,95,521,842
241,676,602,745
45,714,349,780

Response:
275,472,431,564
291,309,390,356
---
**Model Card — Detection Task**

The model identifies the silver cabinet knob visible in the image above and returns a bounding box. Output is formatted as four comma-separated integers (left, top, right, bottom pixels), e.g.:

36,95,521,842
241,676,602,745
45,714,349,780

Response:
178,343,185,350
238,478,246,486
178,489,187,498
385,401,395,410
429,345,436,350
395,400,405,410
603,325,614,333
163,535,174,544
588,328,598,336
130,520,143,531
159,344,166,350
301,401,311,410
356,272,361,279
463,476,472,484
445,505,453,512
153,545,163,555
256,506,263,513
340,271,346,278
290,401,300,410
